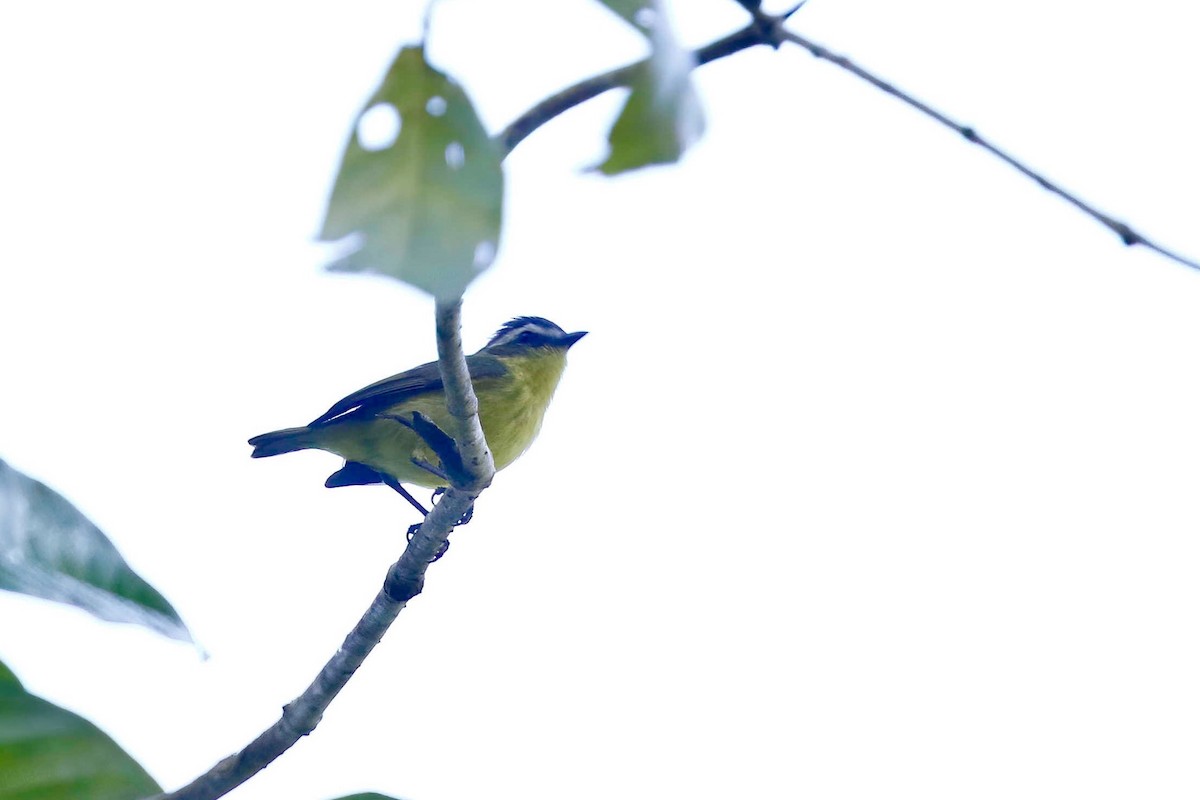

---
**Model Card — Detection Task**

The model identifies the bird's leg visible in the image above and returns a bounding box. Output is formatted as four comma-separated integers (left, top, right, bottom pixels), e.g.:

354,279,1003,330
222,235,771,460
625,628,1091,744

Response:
380,475,430,516
385,415,474,566
380,474,448,560
391,413,475,525
388,461,465,563
423,484,474,528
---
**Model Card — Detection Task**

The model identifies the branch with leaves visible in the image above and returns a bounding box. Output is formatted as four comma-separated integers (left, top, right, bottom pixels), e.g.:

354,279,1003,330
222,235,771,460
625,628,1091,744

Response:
164,11,1200,792
502,5,1199,270
3,2,1197,799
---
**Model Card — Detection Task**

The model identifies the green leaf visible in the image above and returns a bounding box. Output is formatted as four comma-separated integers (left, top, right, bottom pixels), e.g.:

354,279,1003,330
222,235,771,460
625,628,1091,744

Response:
0,459,192,642
0,657,161,800
0,661,20,688
320,46,504,300
594,0,706,174
595,0,650,24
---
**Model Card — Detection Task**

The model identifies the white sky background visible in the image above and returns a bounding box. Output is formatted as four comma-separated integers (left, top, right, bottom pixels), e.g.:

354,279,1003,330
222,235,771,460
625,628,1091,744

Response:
2,1,1199,798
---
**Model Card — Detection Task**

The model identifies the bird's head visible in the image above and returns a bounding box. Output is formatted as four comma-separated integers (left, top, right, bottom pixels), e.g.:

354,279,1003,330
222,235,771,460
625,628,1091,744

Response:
483,316,587,355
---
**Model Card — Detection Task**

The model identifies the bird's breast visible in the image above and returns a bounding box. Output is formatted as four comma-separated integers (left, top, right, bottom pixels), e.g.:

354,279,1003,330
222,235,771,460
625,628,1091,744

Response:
479,351,568,470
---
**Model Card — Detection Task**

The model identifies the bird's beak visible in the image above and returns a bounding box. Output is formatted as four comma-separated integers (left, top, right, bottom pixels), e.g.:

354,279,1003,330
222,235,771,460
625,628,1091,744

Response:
562,330,588,348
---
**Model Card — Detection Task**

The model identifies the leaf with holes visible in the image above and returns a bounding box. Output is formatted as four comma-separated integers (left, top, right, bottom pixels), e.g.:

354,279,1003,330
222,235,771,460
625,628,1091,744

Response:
0,459,192,642
0,658,161,799
594,0,706,174
320,46,504,300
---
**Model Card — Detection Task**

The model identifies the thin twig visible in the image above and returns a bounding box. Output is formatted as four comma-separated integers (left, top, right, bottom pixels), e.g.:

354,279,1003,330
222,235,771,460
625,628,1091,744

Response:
154,306,492,800
774,26,1200,272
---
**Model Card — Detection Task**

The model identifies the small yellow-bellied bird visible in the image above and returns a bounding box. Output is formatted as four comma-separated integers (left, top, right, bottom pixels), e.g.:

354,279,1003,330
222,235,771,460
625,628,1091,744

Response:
248,317,586,515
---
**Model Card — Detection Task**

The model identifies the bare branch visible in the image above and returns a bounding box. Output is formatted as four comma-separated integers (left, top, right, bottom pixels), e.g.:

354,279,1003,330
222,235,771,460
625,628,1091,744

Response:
773,25,1200,271
154,303,492,800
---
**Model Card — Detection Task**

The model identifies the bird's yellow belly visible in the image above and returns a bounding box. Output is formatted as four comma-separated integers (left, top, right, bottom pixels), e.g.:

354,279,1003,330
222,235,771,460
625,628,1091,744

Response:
313,376,551,489
480,387,545,471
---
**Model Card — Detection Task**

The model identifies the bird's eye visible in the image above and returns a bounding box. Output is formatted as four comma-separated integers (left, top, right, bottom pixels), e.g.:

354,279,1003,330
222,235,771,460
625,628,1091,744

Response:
517,331,536,344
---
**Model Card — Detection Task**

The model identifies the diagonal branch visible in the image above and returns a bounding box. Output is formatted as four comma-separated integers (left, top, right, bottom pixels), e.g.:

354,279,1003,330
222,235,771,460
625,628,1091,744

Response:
497,9,1199,271
152,303,493,800
773,26,1200,272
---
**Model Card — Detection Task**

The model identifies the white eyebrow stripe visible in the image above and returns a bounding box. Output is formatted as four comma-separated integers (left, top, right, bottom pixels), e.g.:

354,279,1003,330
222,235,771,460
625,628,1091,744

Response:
487,318,566,348
525,323,558,338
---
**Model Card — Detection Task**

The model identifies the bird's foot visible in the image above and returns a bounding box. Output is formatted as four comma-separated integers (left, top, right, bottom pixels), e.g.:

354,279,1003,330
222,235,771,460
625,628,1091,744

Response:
402,487,474,563
406,523,450,562
430,487,474,527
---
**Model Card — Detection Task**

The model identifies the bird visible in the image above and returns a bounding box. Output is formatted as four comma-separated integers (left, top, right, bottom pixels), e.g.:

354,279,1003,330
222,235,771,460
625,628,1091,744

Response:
248,316,586,516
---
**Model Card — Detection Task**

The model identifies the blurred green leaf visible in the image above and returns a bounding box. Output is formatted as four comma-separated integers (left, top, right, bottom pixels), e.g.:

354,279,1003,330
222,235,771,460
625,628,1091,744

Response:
595,0,648,22
0,661,19,687
0,657,161,800
320,46,504,300
594,0,706,174
0,459,192,642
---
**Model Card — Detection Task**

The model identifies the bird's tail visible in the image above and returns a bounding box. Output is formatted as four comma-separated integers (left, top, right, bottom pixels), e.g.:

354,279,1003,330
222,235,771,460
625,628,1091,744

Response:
248,426,317,458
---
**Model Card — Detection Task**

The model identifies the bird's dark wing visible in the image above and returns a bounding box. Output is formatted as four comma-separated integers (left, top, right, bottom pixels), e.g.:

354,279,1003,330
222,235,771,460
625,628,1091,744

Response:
309,354,509,426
